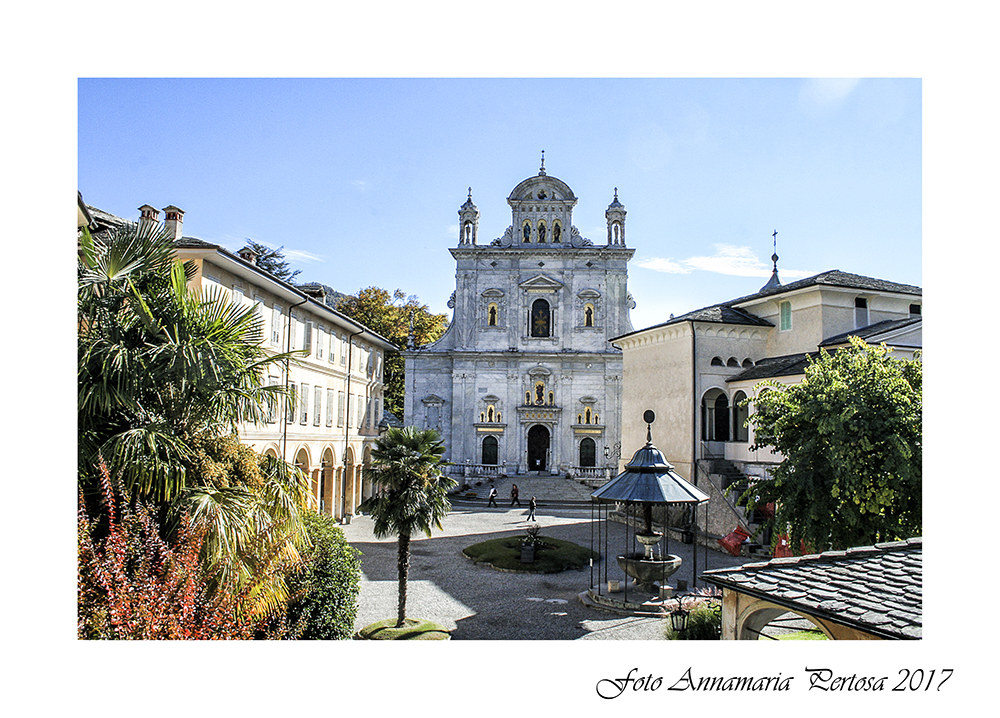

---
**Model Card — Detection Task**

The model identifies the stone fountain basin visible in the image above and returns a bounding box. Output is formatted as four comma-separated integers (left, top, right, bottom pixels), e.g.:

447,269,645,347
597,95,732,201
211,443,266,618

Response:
616,553,683,586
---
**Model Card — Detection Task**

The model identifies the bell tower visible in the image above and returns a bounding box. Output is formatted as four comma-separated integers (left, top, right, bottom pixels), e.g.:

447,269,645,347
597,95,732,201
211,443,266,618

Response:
458,188,479,245
606,188,626,246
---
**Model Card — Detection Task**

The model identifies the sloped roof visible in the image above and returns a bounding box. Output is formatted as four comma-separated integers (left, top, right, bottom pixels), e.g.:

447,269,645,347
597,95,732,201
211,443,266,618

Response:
818,316,922,347
702,537,922,639
613,270,922,342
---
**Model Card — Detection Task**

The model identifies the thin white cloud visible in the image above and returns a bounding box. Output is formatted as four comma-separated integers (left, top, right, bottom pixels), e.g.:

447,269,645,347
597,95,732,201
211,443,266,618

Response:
637,244,814,279
798,78,861,112
351,180,369,191
282,248,324,264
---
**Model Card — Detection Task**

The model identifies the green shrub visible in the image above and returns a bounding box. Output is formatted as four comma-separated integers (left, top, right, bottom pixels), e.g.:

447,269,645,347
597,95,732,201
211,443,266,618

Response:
462,535,599,573
287,512,362,639
665,604,721,640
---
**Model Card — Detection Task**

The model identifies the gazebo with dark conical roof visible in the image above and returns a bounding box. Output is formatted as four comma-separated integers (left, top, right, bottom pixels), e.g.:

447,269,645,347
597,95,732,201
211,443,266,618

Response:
587,411,710,609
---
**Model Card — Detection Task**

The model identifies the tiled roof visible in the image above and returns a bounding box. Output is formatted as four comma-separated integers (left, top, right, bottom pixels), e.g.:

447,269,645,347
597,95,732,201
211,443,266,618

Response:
726,352,817,382
728,269,923,305
702,537,922,639
614,270,922,342
818,317,922,347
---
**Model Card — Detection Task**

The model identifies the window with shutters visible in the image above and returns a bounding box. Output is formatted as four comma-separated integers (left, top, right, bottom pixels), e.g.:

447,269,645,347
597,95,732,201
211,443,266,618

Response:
299,383,309,425
267,375,279,423
271,305,283,345
303,321,313,355
286,382,296,423
326,389,335,427
328,331,336,363
340,336,347,365
337,391,345,427
316,326,325,360
779,301,792,331
313,386,322,426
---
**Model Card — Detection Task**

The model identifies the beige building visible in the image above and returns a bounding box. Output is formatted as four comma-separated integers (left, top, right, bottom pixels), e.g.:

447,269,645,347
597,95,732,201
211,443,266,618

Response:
612,268,922,542
92,202,396,521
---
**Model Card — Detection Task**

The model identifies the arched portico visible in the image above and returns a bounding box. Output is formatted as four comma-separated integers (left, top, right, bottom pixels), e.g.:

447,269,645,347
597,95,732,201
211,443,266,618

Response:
320,447,336,516
361,446,373,502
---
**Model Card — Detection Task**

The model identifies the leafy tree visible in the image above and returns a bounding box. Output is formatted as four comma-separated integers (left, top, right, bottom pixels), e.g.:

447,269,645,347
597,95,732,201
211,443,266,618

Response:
242,240,301,282
358,427,455,627
336,287,448,417
745,337,921,551
286,511,362,639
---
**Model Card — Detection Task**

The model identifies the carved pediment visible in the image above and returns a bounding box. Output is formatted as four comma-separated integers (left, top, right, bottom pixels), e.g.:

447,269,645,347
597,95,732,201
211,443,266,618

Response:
481,287,505,298
519,274,564,292
577,288,601,300
527,365,552,377
421,394,446,405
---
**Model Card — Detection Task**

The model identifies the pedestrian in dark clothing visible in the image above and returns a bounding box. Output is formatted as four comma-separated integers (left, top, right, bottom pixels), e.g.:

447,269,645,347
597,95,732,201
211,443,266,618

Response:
487,486,498,507
510,483,521,507
528,496,537,521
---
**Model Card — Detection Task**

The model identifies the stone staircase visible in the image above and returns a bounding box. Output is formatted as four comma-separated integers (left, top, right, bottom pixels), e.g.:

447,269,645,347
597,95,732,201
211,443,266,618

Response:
451,473,596,509
704,458,772,559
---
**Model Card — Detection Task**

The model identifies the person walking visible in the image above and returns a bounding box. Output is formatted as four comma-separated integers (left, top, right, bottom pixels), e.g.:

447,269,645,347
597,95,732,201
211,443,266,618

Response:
510,483,521,507
527,496,537,521
487,486,498,508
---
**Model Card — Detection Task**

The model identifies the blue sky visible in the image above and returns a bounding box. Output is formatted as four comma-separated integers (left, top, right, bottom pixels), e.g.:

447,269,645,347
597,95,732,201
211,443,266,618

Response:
79,78,921,330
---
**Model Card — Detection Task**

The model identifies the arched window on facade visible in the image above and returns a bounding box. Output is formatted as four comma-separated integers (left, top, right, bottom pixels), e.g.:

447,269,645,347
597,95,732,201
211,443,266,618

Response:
530,298,551,337
727,357,740,367
713,394,730,441
732,391,749,442
482,435,498,465
579,437,596,467
711,356,724,367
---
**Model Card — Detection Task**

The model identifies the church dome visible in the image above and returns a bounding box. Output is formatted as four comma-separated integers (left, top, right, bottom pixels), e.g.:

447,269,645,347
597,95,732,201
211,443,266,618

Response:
507,173,576,203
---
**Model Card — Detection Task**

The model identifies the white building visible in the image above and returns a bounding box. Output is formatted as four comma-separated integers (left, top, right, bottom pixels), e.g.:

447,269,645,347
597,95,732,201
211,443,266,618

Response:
403,163,635,478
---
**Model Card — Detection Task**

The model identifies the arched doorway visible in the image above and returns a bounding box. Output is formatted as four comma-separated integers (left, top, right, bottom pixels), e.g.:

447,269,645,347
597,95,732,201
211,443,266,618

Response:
482,435,499,465
527,425,550,471
579,437,596,467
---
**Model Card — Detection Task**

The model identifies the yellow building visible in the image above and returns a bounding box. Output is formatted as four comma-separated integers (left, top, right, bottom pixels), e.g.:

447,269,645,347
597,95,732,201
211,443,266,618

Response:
91,202,396,521
612,268,921,543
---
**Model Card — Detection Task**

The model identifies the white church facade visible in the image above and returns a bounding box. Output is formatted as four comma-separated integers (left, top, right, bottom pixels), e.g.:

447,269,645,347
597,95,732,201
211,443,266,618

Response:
402,163,635,477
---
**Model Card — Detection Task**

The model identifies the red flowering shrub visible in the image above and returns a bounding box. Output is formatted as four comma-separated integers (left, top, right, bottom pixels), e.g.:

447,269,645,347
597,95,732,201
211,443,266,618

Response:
78,461,293,639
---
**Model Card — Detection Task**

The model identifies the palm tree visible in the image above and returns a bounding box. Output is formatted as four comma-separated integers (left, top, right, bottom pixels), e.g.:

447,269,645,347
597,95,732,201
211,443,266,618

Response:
78,220,309,622
360,427,455,627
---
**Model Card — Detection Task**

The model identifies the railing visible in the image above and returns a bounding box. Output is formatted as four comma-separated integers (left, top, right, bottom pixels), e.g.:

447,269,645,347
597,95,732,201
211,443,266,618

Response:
571,466,607,479
448,463,505,478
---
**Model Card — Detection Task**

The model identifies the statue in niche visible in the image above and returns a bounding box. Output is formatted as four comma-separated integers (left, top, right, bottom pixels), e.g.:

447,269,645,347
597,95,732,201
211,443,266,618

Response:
585,305,594,327
488,305,497,326
465,223,472,242
523,224,531,242
553,224,561,242
535,384,545,404
538,223,546,242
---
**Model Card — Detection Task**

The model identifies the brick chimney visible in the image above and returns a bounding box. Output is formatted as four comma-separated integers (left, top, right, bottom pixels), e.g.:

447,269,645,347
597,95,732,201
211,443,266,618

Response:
162,205,185,240
138,204,160,231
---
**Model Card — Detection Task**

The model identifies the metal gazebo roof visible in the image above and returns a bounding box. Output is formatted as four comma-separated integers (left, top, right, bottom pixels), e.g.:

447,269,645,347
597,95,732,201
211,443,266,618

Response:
591,428,709,505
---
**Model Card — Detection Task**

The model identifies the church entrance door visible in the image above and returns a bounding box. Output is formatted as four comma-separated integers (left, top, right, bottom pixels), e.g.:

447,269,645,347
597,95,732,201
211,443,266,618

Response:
527,425,550,471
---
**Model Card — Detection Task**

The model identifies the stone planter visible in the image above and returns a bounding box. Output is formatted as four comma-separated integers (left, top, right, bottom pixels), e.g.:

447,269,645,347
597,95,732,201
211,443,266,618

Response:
520,544,536,563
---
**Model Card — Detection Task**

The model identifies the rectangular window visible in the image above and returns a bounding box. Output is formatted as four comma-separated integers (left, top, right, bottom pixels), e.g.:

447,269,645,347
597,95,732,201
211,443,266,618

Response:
326,388,335,427
299,383,309,425
779,301,791,331
271,305,283,345
232,286,245,306
303,321,313,355
313,386,322,426
267,375,279,423
337,391,345,427
286,382,296,423
340,336,347,365
909,303,921,316
316,326,325,360
357,394,364,429
329,331,336,363
854,297,869,328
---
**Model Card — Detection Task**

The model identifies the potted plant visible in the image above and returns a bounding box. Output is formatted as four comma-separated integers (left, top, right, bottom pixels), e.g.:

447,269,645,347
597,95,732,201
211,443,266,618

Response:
521,523,541,563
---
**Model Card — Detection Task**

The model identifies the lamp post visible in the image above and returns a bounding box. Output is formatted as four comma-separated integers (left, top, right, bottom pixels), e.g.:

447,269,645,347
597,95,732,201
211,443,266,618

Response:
669,597,690,634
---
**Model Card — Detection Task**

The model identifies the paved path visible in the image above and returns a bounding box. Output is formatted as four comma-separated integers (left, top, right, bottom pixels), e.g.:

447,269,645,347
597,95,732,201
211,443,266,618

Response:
340,493,748,640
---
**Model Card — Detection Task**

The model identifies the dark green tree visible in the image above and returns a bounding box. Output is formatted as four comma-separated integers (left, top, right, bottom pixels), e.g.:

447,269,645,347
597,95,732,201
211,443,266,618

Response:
745,337,921,551
358,427,455,627
242,240,301,283
336,287,448,417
